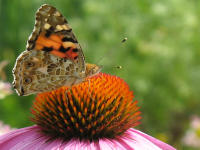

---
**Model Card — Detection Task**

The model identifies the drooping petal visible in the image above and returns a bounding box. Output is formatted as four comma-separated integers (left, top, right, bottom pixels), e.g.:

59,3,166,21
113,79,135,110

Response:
0,125,176,150
0,121,15,136
118,128,176,150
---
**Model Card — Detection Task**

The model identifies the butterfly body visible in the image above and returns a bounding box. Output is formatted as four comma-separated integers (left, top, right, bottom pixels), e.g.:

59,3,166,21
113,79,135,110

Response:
13,4,101,96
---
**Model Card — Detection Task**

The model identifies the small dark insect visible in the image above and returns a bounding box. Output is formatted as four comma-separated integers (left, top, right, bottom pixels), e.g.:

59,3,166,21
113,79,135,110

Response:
114,66,123,69
121,37,128,43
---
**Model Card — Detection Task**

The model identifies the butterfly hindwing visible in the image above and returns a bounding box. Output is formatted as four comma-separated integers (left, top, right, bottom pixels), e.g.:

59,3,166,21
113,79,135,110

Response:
13,50,80,96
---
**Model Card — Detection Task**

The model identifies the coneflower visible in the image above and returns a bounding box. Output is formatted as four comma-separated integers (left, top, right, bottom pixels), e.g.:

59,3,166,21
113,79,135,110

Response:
0,73,176,150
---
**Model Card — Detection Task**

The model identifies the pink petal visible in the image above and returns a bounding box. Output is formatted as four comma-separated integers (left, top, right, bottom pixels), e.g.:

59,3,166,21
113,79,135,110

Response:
126,128,176,150
0,126,176,150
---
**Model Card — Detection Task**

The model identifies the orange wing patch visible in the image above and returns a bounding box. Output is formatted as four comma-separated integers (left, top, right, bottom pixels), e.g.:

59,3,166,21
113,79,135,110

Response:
35,32,79,60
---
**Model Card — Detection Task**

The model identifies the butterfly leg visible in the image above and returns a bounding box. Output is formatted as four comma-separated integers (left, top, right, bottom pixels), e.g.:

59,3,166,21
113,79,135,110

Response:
86,78,96,101
65,86,72,95
98,73,107,84
64,77,77,95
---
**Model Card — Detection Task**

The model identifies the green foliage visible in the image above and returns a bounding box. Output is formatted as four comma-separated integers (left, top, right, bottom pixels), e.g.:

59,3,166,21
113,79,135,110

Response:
0,0,200,149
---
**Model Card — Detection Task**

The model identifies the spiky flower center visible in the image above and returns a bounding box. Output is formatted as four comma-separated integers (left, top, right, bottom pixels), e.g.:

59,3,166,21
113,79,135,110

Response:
31,73,141,141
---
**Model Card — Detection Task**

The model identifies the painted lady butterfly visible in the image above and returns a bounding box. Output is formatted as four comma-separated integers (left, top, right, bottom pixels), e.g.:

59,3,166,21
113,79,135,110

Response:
12,4,101,96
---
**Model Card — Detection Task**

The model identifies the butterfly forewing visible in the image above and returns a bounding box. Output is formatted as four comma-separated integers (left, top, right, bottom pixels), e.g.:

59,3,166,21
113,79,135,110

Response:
27,4,85,72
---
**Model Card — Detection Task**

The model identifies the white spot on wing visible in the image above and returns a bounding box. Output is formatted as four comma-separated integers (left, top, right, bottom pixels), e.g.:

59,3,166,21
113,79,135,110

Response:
55,24,70,31
32,57,40,62
44,23,51,30
54,11,61,16
56,25,63,31
37,66,48,75
63,42,74,48
62,25,69,30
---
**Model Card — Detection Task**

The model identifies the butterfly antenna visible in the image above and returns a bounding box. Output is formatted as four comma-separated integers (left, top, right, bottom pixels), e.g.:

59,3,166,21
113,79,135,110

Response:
93,37,127,69
94,37,127,66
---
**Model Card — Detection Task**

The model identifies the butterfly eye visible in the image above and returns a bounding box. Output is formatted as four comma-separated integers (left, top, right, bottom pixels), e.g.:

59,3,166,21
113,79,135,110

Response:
24,77,32,84
91,67,97,74
26,62,35,67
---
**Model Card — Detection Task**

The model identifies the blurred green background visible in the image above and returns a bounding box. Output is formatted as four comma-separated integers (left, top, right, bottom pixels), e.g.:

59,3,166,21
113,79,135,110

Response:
0,0,200,149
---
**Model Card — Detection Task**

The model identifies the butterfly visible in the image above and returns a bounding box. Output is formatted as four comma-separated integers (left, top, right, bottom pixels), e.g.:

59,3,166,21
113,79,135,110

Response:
12,4,101,96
